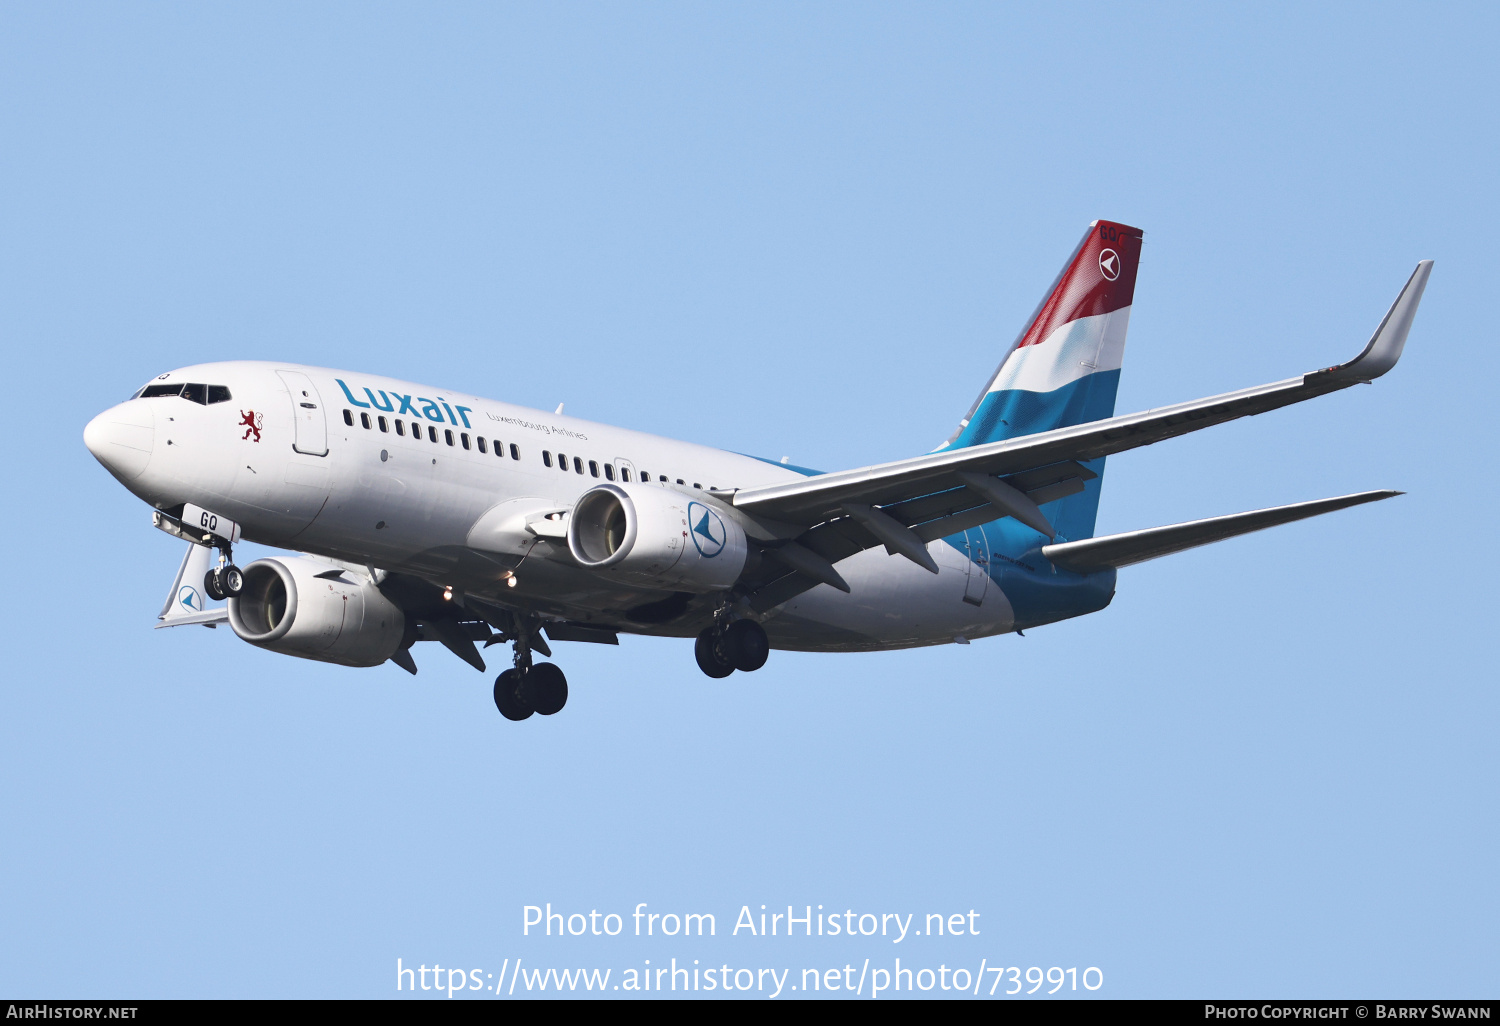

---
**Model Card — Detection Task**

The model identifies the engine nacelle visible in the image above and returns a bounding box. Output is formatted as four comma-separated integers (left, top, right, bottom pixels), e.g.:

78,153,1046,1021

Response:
228,556,405,667
568,484,747,593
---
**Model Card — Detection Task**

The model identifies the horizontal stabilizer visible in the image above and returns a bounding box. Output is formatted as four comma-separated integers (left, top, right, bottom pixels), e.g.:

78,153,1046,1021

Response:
1041,490,1401,572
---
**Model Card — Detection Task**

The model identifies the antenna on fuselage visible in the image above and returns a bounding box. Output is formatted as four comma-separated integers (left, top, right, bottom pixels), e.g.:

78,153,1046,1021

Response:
555,403,564,415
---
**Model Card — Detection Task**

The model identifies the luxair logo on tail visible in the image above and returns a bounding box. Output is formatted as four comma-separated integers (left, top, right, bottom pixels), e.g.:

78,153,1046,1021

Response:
944,219,1144,451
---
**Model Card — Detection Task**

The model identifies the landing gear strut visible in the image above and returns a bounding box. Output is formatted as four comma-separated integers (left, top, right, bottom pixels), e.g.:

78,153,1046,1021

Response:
695,618,770,677
203,542,243,601
493,616,568,720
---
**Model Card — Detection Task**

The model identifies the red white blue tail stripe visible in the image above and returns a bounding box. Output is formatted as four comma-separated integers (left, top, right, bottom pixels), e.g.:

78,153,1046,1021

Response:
942,220,1143,450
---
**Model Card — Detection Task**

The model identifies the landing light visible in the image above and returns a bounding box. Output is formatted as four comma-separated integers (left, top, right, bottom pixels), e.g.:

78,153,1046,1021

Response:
442,586,453,601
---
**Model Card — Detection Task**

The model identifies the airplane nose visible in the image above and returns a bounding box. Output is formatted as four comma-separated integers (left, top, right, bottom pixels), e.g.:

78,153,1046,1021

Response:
84,401,155,481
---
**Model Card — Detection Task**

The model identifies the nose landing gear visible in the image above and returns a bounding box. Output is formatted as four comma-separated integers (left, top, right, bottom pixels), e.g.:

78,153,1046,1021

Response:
202,542,243,601
492,616,568,720
695,618,770,677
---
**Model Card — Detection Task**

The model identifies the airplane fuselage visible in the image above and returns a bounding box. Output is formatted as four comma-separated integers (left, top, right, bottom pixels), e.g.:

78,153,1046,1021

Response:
86,361,1113,652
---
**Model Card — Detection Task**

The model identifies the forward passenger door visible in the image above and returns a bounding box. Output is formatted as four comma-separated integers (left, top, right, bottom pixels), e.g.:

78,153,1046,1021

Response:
277,370,328,456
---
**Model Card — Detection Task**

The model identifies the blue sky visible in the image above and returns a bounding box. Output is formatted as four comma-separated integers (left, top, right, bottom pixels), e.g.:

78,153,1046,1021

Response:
1,2,1495,999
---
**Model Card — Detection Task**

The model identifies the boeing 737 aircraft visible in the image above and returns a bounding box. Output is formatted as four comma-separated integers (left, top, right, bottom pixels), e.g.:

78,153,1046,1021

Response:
84,221,1432,720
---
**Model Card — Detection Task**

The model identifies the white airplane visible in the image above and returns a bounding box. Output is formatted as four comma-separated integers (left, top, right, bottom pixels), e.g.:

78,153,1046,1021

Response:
84,221,1432,720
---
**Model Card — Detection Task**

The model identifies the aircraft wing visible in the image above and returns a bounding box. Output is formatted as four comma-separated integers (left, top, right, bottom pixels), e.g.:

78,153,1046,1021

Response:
732,261,1430,610
734,261,1432,528
155,539,229,628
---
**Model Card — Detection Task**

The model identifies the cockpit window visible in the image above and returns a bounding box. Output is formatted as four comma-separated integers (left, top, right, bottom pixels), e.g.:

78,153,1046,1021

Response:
139,384,184,399
136,382,231,405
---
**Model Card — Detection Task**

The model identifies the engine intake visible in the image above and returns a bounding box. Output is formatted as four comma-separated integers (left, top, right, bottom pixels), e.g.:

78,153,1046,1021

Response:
228,557,405,667
568,484,747,593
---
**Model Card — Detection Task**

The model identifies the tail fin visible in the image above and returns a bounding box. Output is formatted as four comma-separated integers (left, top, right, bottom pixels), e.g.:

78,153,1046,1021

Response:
946,219,1144,448
942,219,1144,541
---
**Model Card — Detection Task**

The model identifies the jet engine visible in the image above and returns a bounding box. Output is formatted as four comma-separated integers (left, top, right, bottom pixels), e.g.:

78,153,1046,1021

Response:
568,484,747,593
228,556,405,667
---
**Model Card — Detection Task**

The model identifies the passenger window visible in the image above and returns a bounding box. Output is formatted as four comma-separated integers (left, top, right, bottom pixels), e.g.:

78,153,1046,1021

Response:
461,432,470,450
588,460,599,477
604,464,615,481
445,429,454,446
557,453,567,470
428,425,438,442
476,437,487,454
510,444,520,460
543,451,553,468
495,441,505,457
574,457,583,474
413,422,422,438
378,416,389,432
361,412,372,429
676,479,684,485
621,468,631,482
207,385,231,404
639,472,649,482
395,420,405,437
343,409,354,426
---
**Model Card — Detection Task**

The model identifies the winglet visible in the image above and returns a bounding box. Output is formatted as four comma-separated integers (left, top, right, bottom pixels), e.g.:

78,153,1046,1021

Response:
1318,260,1434,383
156,539,228,628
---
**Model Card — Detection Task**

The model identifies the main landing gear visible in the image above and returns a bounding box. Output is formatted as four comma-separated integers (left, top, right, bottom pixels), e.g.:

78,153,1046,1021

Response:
493,617,568,721
493,663,567,721
695,619,770,678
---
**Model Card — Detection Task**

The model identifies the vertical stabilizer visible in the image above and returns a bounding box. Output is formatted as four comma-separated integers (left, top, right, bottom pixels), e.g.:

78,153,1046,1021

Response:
945,220,1143,450
941,220,1143,541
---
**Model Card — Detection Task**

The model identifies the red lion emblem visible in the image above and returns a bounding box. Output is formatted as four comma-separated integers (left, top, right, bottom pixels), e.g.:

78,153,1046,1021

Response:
239,410,263,443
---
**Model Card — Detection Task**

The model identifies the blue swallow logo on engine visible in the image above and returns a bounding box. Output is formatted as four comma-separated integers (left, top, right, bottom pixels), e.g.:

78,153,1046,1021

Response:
687,502,726,558
178,585,204,612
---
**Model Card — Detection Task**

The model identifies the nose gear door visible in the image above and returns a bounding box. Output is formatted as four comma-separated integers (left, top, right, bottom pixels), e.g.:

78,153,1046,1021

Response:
276,370,328,456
